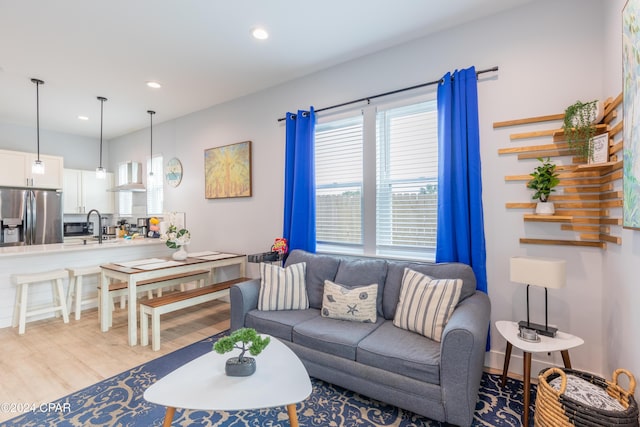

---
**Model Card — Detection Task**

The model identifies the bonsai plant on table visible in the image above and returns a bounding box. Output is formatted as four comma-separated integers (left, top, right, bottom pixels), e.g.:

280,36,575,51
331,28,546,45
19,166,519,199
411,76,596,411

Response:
527,157,560,215
213,328,270,377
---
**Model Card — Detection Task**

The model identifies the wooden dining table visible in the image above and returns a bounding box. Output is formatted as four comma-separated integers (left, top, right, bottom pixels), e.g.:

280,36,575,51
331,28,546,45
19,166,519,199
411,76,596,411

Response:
100,251,246,346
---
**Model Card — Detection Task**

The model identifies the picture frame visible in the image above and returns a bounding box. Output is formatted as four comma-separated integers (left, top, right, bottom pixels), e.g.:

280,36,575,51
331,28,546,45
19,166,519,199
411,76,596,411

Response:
588,133,609,165
623,0,640,229
204,141,252,199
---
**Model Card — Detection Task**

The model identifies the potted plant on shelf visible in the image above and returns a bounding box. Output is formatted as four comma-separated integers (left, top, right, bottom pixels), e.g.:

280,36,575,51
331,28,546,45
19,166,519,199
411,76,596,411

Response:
213,328,270,377
562,99,603,162
527,157,560,215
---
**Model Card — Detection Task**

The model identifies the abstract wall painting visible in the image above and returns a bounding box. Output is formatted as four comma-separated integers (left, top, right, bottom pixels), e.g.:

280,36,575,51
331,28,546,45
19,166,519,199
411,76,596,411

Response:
204,141,252,199
623,0,640,229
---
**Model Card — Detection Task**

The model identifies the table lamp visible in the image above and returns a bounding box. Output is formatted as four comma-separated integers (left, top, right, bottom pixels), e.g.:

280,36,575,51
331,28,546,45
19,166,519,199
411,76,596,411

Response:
510,256,566,337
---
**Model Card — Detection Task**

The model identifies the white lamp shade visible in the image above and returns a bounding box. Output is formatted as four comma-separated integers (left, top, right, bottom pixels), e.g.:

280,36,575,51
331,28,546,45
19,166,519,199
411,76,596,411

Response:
510,256,566,289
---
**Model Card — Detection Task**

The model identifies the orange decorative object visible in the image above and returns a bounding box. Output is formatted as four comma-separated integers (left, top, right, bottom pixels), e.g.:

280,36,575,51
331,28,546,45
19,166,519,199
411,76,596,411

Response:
272,238,288,254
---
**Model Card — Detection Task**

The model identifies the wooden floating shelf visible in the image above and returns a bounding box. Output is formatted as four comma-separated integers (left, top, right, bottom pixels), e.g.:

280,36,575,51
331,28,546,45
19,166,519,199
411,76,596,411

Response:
575,160,621,172
561,224,609,233
519,238,606,249
552,124,609,142
524,214,573,222
493,113,564,129
497,93,623,248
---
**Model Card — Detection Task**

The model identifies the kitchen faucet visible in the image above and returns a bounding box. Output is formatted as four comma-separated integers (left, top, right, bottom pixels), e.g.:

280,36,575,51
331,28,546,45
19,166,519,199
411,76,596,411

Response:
86,209,103,244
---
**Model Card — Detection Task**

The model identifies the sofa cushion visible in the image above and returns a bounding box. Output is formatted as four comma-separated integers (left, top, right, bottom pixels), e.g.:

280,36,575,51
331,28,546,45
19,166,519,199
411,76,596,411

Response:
393,269,462,342
357,320,441,384
321,280,377,323
245,308,321,342
383,260,477,320
292,315,384,360
258,262,308,311
285,250,341,310
334,257,387,317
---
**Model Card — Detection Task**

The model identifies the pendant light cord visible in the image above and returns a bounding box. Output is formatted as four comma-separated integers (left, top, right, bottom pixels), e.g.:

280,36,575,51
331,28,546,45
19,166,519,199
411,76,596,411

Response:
147,110,156,175
98,96,107,168
31,78,44,161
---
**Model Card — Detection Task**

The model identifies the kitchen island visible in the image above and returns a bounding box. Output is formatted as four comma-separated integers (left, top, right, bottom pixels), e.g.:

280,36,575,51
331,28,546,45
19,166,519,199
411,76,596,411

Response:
0,238,170,329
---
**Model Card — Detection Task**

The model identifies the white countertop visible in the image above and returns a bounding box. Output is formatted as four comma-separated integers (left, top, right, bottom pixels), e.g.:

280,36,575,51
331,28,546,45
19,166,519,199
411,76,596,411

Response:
0,238,164,258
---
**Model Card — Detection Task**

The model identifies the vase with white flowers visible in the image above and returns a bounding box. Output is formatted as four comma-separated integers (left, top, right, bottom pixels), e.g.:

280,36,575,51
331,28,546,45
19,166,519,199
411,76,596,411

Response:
160,224,191,260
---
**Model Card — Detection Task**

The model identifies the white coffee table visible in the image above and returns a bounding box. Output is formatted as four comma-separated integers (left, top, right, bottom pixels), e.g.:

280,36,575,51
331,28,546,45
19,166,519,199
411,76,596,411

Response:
496,320,584,427
144,335,312,427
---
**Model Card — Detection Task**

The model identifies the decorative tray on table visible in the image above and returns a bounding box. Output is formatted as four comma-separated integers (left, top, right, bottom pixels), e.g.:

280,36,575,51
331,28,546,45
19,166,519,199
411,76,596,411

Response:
248,251,284,263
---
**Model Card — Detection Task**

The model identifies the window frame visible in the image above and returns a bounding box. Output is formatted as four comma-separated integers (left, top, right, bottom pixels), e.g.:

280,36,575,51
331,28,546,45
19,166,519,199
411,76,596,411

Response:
315,93,438,261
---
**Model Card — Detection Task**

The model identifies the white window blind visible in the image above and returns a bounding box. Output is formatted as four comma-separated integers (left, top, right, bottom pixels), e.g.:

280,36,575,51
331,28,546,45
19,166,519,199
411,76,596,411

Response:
147,155,164,215
314,97,437,260
376,101,438,256
315,115,363,246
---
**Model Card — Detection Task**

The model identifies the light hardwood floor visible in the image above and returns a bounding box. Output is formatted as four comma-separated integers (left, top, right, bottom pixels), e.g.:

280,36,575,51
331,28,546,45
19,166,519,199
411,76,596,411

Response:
0,299,230,423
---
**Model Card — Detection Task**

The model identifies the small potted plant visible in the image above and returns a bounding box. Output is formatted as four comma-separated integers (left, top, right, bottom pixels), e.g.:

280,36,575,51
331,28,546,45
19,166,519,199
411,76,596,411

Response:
527,157,560,215
159,223,191,260
562,100,602,161
213,328,270,377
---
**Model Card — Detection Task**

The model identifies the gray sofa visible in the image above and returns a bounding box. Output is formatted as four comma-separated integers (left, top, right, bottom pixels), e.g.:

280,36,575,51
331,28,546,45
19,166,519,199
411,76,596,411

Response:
230,249,491,426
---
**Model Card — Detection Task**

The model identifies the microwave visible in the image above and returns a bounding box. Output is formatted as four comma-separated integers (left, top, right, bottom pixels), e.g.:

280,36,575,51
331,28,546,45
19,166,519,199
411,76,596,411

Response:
63,221,94,237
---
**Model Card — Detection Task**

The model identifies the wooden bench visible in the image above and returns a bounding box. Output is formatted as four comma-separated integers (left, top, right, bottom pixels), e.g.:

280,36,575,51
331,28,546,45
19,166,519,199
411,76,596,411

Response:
140,277,248,351
98,270,211,328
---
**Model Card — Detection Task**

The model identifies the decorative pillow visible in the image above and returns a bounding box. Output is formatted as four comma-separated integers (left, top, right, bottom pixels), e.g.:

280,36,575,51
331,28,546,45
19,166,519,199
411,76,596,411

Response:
258,262,308,311
321,280,378,323
393,268,462,342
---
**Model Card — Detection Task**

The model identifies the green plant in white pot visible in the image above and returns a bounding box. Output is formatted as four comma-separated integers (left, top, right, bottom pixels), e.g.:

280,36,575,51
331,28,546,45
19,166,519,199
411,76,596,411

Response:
527,157,560,215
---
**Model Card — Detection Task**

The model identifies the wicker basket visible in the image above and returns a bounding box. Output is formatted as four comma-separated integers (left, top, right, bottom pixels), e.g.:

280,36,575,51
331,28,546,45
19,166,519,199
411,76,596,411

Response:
535,367,639,427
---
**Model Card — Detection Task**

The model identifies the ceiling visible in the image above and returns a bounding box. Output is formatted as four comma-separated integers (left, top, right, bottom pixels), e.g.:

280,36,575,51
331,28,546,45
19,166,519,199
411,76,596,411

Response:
0,0,532,140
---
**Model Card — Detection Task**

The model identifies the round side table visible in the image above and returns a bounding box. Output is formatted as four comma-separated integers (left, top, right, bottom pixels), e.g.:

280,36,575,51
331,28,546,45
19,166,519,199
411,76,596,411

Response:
495,320,584,427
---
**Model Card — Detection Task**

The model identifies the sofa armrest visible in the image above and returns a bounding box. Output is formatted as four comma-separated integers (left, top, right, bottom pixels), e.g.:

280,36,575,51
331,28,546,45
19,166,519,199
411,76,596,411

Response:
229,278,260,332
439,291,491,427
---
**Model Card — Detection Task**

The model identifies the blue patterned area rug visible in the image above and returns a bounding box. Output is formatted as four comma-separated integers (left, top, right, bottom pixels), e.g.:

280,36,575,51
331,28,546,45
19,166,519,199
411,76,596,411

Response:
3,331,536,426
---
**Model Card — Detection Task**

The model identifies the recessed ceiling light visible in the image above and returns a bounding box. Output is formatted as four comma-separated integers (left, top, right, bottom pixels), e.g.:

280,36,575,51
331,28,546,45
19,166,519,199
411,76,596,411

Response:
251,27,269,40
78,115,89,121
146,81,162,89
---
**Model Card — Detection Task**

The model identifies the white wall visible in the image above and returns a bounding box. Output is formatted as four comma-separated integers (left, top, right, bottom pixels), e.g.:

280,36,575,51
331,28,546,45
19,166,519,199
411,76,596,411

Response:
3,0,633,377
0,122,104,170
602,0,640,382
107,0,622,376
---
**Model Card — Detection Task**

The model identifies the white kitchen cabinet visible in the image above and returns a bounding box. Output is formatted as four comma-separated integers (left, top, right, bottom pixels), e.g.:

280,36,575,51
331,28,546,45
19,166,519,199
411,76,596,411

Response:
0,149,64,189
63,169,115,214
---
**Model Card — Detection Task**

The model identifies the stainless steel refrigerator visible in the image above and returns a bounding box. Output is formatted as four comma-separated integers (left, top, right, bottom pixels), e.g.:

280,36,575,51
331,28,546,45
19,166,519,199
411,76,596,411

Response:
0,188,63,246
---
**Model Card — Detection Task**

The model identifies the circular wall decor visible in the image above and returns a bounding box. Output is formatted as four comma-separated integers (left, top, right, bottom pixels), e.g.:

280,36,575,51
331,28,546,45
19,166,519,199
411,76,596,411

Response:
165,157,183,187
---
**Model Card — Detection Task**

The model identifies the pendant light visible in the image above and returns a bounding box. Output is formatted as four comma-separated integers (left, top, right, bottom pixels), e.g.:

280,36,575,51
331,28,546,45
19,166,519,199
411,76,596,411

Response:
31,78,45,174
147,110,155,176
96,96,108,179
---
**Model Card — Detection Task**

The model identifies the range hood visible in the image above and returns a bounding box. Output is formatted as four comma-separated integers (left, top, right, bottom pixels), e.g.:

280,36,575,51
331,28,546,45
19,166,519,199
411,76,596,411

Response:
109,161,146,192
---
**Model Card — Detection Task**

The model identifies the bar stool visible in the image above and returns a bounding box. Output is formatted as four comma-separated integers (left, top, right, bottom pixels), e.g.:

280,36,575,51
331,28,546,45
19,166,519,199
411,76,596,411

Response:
66,265,102,320
12,269,70,334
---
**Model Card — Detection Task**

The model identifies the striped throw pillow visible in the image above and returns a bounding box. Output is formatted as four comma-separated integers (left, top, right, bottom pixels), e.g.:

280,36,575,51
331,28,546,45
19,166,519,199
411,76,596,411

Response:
258,262,309,311
393,268,462,342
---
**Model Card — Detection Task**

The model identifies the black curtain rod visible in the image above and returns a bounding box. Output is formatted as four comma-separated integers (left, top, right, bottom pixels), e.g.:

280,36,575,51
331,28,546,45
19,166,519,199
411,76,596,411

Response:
277,66,498,122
